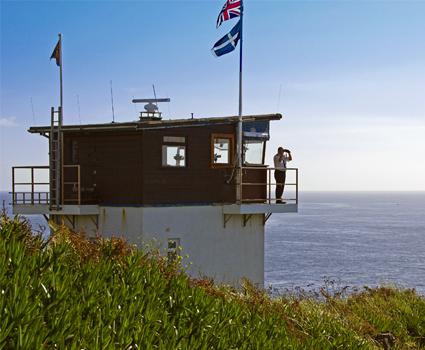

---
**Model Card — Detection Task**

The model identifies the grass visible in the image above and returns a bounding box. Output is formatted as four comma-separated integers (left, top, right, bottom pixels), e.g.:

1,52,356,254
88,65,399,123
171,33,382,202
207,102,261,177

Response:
1,213,424,349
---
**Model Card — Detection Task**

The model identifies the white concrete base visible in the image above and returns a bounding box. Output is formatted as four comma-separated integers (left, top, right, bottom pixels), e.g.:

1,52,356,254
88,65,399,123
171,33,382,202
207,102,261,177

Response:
13,203,268,287
65,205,265,287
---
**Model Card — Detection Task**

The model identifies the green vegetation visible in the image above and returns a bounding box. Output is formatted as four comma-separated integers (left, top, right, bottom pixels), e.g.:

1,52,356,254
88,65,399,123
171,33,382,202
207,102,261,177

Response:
1,213,424,349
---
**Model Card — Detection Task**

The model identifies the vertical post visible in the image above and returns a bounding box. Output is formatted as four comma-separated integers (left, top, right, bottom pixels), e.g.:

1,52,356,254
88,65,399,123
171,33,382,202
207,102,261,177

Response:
236,3,244,203
268,169,271,204
294,168,298,204
57,107,62,207
61,163,64,206
31,167,34,204
49,107,53,209
59,33,63,113
77,165,81,205
58,33,63,209
12,167,15,205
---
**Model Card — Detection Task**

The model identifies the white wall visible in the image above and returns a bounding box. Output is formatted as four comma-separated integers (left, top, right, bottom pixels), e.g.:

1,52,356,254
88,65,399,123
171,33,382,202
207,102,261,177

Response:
70,205,265,287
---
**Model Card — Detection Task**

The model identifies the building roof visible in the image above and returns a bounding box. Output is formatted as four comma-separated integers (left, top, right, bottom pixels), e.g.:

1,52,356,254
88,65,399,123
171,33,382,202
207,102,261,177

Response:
28,113,282,134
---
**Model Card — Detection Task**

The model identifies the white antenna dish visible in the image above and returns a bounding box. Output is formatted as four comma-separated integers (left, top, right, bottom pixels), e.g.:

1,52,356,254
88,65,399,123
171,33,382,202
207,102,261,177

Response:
132,98,171,120
132,98,171,103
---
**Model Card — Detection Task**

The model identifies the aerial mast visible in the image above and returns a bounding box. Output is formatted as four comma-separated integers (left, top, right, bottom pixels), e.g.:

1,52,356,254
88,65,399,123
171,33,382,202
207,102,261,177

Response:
236,1,244,203
49,33,64,211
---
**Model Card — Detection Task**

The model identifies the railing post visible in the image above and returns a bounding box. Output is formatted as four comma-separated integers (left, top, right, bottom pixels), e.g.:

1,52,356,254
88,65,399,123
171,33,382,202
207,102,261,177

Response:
31,167,34,204
268,169,271,204
12,167,15,205
296,168,299,205
240,167,243,204
78,165,81,205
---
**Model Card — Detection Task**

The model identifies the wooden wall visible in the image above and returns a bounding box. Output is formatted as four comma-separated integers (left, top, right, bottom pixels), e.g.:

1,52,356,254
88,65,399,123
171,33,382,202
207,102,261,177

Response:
141,124,236,205
63,132,143,205
241,167,267,202
62,123,267,206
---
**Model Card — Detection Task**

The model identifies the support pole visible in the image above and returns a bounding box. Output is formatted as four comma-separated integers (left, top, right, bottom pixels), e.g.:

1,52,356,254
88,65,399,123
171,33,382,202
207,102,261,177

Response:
236,3,244,203
31,167,34,204
59,33,63,113
12,167,15,205
56,34,63,209
56,107,62,208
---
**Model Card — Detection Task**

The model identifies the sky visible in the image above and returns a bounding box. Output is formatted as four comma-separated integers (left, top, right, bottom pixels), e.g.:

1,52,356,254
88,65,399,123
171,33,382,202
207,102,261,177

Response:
1,0,425,191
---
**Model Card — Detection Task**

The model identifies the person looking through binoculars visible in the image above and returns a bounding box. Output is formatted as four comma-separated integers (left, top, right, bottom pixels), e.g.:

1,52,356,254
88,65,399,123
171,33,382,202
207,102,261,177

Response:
273,147,292,203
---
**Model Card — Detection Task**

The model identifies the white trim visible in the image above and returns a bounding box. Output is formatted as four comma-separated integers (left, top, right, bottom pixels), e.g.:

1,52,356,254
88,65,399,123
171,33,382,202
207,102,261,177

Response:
214,32,240,52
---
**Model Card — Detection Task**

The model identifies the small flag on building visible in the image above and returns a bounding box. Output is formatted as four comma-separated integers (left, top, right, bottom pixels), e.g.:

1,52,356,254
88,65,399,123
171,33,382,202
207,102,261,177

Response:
50,38,61,66
216,0,241,28
212,20,241,57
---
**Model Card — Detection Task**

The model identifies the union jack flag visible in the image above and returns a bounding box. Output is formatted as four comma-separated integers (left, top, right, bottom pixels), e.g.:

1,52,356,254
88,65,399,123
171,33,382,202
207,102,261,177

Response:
216,0,242,28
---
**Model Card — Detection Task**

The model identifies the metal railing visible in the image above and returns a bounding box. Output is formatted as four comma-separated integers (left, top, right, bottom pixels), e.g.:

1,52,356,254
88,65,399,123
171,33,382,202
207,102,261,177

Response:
11,165,81,206
12,166,50,204
12,191,50,205
241,167,298,205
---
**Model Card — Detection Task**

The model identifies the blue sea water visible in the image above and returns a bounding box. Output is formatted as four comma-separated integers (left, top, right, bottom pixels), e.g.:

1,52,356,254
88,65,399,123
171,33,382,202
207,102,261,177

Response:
1,191,424,294
266,192,425,295
1,192,48,234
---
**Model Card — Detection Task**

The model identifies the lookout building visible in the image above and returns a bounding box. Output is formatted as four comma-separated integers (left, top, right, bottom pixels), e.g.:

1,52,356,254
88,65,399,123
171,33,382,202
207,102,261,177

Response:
11,106,298,286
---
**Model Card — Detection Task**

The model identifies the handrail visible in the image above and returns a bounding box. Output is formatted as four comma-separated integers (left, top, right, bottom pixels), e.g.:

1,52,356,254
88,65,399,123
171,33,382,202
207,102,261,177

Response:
11,165,81,206
12,166,50,169
11,192,50,205
12,166,50,205
241,166,298,205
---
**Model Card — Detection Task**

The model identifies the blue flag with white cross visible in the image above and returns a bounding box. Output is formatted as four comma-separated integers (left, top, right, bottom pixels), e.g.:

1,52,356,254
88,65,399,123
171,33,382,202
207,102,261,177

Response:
212,20,241,57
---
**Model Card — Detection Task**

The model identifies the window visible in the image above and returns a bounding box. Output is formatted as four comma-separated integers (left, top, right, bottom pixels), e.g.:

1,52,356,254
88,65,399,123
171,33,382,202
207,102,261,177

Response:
211,134,234,167
167,238,180,263
162,136,186,167
243,140,265,165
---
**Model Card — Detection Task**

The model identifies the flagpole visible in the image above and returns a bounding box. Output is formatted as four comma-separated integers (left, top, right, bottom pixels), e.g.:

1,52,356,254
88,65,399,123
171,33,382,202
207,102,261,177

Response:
58,33,63,209
59,33,63,114
237,3,243,203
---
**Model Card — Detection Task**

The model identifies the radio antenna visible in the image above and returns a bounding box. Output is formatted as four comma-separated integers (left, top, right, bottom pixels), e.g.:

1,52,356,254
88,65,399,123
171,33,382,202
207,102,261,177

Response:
152,84,158,109
110,80,115,123
132,95,138,113
76,94,81,124
30,97,36,124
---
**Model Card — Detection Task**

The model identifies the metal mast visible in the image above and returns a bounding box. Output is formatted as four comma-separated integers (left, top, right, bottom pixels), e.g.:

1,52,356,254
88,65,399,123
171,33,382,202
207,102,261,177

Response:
236,3,244,203
49,33,63,211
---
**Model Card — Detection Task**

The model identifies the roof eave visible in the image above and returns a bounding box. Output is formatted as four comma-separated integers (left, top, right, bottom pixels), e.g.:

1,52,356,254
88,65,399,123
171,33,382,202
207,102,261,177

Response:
27,113,283,134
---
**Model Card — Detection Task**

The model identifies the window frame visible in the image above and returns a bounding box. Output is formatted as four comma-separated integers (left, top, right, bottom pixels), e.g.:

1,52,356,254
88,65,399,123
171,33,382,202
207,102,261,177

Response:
243,139,267,165
161,136,187,168
211,133,234,168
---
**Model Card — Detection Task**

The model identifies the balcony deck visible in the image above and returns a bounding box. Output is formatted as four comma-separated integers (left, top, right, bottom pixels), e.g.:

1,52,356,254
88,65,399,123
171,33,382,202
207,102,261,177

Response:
223,202,297,214
12,204,100,215
11,165,298,216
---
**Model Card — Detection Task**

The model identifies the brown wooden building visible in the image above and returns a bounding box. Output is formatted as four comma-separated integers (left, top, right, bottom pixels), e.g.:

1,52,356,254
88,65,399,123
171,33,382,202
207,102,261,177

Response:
12,112,298,287
27,114,282,207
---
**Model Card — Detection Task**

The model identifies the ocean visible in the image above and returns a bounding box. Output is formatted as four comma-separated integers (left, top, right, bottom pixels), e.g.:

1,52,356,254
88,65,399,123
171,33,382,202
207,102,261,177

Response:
266,192,425,295
1,191,424,294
